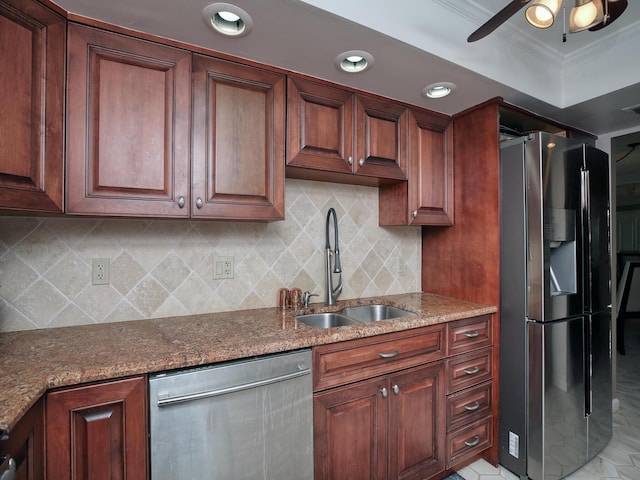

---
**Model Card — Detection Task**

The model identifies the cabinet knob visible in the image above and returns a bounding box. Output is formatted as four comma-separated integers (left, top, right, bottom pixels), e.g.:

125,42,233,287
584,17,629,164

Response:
359,158,364,167
412,210,418,218
348,156,353,165
196,197,203,209
177,196,185,208
392,384,400,395
380,387,388,398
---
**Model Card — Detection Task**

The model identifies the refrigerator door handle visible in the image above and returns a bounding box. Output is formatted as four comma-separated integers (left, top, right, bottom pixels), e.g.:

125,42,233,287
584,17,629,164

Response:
581,168,594,417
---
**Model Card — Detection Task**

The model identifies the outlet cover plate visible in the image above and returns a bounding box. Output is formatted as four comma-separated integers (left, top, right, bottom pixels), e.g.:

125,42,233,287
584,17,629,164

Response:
92,258,110,285
213,256,234,280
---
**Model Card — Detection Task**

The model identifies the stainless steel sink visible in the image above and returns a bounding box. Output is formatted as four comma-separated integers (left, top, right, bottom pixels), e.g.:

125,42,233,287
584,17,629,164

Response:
296,312,361,328
339,304,414,323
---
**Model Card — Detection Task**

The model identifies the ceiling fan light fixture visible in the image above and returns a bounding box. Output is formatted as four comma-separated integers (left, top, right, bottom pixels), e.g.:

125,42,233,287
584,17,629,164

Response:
569,0,604,32
525,0,563,28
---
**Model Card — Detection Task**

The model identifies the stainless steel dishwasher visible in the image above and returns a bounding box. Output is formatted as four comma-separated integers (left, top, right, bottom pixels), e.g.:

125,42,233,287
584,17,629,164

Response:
149,349,313,479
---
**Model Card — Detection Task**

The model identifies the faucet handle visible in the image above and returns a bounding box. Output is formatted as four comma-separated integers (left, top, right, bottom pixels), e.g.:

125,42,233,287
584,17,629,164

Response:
302,291,319,308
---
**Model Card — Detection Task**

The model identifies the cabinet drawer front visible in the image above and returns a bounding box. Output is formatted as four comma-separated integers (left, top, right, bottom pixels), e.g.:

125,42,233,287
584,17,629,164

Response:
446,347,492,394
313,325,445,391
447,315,492,355
446,381,492,432
447,416,493,468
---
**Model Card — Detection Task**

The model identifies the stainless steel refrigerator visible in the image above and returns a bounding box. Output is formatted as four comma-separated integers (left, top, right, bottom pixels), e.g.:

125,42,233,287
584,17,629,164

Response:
498,132,612,480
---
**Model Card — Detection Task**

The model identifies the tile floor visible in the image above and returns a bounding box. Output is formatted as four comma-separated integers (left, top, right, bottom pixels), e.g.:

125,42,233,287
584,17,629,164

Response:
458,320,640,480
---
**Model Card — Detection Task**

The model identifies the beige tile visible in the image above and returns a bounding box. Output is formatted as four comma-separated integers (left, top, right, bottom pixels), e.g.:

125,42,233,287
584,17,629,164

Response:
13,223,69,273
0,253,38,302
0,217,40,248
127,277,169,316
111,252,147,295
75,284,124,322
45,252,91,298
152,252,190,292
13,279,67,327
0,302,36,332
48,304,94,328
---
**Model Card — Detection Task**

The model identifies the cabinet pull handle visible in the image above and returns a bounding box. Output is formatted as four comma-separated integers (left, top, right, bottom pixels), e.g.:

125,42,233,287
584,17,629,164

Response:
380,387,388,398
359,158,365,167
177,196,185,208
464,401,480,411
379,350,399,359
392,384,400,395
463,366,480,375
464,435,480,447
464,331,480,338
196,197,203,209
348,156,353,165
412,210,418,218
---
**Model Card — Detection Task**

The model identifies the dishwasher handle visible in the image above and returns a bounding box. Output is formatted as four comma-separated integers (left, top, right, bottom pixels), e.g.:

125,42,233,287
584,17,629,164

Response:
156,367,311,407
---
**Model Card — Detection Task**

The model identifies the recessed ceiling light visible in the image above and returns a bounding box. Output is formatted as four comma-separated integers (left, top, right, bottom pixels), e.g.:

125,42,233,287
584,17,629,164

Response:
335,50,374,73
422,82,457,99
202,3,253,37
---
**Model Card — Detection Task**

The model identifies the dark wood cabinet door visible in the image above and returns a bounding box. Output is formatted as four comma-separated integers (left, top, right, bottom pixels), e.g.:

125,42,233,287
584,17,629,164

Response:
313,377,387,480
0,398,44,480
286,76,354,174
0,0,64,213
379,108,453,226
46,376,148,480
388,362,445,480
408,109,453,225
192,54,285,220
355,95,407,180
66,24,191,217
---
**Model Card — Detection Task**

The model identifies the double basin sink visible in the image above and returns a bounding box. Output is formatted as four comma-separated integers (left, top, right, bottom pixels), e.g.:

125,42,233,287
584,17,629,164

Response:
296,304,414,328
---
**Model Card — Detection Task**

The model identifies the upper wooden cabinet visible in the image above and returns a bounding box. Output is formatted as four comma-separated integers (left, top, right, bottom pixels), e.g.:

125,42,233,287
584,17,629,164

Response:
0,0,64,213
66,23,191,217
379,108,454,226
286,76,407,185
191,54,285,220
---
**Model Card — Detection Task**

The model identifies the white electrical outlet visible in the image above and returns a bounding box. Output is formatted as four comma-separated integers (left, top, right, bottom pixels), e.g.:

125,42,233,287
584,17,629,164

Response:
92,258,110,285
213,256,234,280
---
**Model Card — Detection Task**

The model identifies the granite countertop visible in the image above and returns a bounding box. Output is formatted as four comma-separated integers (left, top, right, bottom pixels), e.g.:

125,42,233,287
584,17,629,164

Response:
0,292,496,432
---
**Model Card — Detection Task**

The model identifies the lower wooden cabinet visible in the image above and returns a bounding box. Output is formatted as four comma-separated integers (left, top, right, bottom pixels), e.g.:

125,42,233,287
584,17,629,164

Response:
314,363,445,480
313,315,495,480
0,397,44,480
45,375,148,480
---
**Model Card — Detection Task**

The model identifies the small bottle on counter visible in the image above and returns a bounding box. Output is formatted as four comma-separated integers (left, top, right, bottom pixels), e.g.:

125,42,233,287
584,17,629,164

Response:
278,288,290,310
289,288,302,309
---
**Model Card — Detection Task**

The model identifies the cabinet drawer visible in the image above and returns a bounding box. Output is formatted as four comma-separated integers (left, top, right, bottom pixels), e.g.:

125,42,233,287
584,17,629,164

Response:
447,416,493,468
446,381,492,432
446,347,492,394
447,315,492,355
313,324,445,391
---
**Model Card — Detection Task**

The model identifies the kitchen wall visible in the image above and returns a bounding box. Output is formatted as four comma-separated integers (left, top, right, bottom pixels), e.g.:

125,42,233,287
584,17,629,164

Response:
0,179,420,332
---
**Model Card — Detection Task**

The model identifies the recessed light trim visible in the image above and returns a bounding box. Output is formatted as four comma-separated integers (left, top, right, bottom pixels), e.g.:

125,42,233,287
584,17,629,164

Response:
202,3,253,37
422,82,457,99
335,50,374,73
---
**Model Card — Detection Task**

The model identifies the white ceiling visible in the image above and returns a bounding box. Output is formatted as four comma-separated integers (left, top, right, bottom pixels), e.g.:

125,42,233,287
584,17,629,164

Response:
51,0,640,136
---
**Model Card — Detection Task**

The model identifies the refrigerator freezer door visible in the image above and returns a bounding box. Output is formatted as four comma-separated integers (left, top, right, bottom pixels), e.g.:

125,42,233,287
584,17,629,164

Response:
587,309,613,458
528,317,587,480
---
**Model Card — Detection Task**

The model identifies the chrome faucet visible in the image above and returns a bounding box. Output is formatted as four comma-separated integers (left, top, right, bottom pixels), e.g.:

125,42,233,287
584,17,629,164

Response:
325,208,343,306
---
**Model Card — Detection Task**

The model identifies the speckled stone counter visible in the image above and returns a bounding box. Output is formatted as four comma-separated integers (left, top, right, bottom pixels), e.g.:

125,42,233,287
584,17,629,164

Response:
0,292,496,432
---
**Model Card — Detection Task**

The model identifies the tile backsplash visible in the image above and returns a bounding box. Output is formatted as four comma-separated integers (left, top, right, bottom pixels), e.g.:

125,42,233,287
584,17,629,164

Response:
0,179,420,332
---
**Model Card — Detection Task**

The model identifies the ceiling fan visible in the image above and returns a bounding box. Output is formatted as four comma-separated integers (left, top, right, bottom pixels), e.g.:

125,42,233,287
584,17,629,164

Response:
467,0,628,42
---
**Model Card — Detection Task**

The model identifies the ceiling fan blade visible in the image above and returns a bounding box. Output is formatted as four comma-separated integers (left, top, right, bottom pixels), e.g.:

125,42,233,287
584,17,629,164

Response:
467,0,531,42
589,0,628,31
